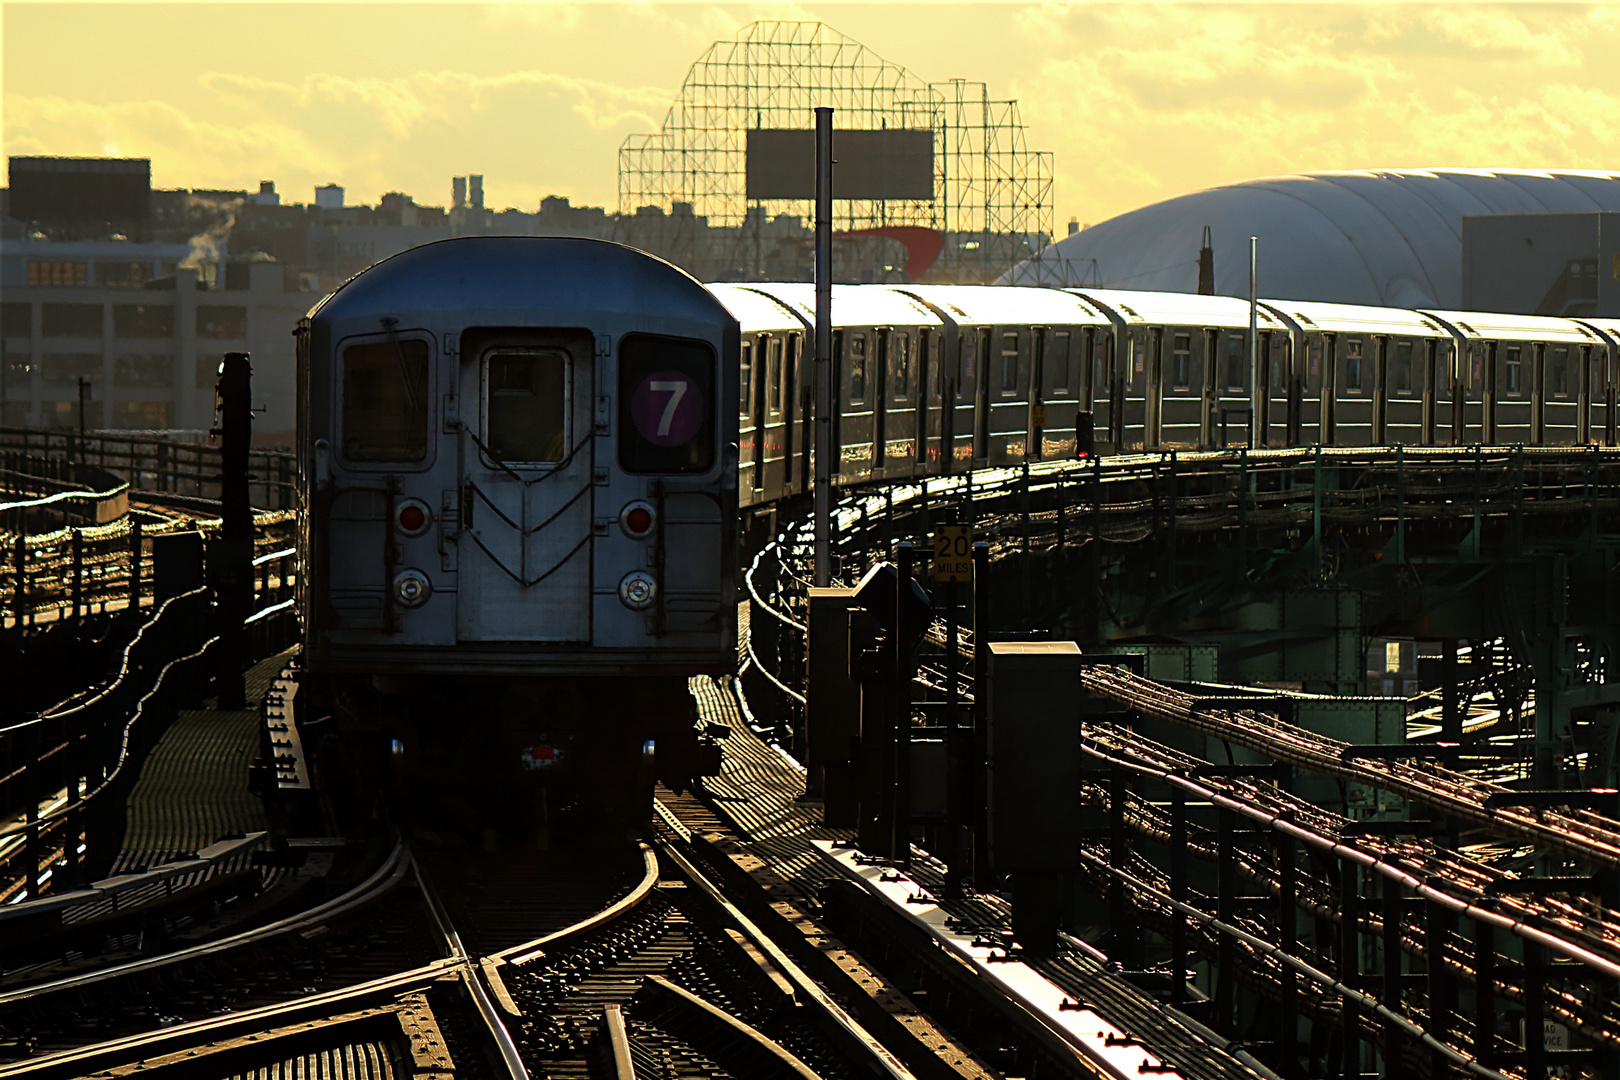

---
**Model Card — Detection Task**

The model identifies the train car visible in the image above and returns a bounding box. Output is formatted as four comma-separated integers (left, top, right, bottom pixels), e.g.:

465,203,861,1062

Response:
894,285,1108,466
1068,290,1291,451
1421,311,1608,445
1577,318,1620,445
744,283,943,486
297,236,737,826
708,284,808,509
1260,300,1455,447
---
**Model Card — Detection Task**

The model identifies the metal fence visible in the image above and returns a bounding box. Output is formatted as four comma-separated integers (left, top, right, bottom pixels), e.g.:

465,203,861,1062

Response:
0,427,296,511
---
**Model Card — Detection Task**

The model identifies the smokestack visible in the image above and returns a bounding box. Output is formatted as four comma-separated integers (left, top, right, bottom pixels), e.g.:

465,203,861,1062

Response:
1068,217,1079,236
469,175,484,211
453,176,467,209
1197,225,1214,294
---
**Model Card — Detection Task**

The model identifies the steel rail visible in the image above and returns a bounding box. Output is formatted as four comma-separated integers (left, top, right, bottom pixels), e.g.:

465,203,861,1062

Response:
1078,739,1620,983
1081,850,1517,1080
412,850,531,1080
655,838,919,1080
1079,665,1620,867
0,838,412,1005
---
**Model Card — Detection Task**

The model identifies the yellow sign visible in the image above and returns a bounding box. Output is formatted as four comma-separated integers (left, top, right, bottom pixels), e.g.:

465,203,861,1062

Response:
1031,403,1047,427
933,525,972,582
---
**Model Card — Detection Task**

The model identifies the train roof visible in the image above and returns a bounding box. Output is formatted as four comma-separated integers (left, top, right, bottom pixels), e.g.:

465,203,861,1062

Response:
1065,288,1288,330
1260,298,1451,338
705,283,807,334
1578,318,1620,345
745,282,943,328
1419,310,1603,344
891,284,1110,326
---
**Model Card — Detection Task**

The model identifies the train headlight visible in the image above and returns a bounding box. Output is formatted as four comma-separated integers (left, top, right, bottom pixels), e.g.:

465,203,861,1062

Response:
619,500,657,539
395,498,432,537
393,569,432,608
618,571,657,610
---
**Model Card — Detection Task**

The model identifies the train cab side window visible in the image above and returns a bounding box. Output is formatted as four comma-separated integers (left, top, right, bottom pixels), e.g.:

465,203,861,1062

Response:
1000,331,1019,394
618,333,717,474
1550,346,1570,396
1172,333,1191,390
767,337,784,415
487,350,568,463
849,332,868,403
1393,340,1413,394
1224,332,1246,391
340,338,429,462
739,341,754,417
1505,345,1522,394
1345,339,1364,392
1050,331,1071,393
893,332,911,402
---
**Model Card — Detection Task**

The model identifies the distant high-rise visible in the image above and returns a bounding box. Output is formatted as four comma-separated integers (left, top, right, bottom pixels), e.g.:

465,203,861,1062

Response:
469,175,484,212
452,176,467,209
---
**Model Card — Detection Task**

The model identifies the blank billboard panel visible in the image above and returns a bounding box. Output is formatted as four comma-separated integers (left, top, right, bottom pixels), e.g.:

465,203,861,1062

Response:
8,157,151,228
746,129,934,201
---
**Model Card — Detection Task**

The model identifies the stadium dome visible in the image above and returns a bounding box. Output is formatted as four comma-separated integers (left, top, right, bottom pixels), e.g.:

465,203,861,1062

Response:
1001,169,1620,308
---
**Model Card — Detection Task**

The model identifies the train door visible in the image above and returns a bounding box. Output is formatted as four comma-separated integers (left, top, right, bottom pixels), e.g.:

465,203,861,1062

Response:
873,329,889,470
1263,331,1290,447
1544,343,1577,445
974,327,993,463
1318,334,1336,445
1028,328,1046,459
1046,328,1079,458
763,334,784,495
1497,342,1533,444
746,337,765,493
1421,340,1437,445
1336,336,1372,446
1215,329,1250,447
1144,327,1163,450
942,331,965,472
888,329,915,474
914,330,933,474
456,328,594,643
1385,337,1423,446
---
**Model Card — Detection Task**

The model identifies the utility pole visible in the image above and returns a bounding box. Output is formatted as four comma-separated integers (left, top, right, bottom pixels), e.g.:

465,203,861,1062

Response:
212,352,254,708
76,375,91,459
813,106,835,588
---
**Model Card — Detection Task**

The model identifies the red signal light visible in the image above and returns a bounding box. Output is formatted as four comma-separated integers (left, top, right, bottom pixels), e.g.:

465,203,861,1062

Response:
398,504,426,532
626,506,653,535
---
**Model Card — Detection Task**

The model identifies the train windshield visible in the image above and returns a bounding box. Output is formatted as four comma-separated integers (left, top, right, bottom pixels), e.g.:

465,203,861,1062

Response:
486,349,568,463
618,334,717,474
341,338,429,462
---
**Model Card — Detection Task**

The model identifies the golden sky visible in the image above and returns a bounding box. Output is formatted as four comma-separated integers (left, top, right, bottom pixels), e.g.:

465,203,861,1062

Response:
3,2,1618,230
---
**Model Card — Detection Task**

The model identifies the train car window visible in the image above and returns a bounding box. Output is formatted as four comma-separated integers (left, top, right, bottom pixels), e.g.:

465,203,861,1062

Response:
1345,338,1364,392
739,341,754,417
1505,345,1522,394
1550,346,1570,396
893,332,911,402
1172,333,1191,390
487,350,568,463
1224,332,1246,391
849,333,868,403
1001,331,1019,393
340,338,429,462
1393,339,1413,394
957,332,975,400
618,333,716,474
1050,331,1071,393
767,337,784,416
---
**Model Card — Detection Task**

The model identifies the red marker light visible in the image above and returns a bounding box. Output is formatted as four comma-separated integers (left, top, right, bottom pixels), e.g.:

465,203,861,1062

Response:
398,505,426,532
626,506,653,535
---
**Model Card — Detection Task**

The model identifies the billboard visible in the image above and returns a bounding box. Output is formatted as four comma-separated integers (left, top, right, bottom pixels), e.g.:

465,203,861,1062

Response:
745,129,934,201
8,157,151,230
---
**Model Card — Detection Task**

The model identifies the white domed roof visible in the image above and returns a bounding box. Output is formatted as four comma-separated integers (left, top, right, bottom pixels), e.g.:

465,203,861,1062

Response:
1003,169,1620,308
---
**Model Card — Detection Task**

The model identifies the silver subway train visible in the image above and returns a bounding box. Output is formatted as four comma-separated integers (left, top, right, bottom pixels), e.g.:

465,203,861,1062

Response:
297,237,737,825
294,235,1620,824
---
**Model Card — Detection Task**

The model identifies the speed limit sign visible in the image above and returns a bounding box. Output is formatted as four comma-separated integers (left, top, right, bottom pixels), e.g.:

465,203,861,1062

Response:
933,525,972,582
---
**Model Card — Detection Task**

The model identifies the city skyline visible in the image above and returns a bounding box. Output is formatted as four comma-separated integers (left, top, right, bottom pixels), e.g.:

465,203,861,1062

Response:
4,2,1619,231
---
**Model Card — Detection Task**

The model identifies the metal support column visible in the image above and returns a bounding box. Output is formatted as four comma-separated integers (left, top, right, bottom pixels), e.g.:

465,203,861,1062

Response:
812,107,834,589
1339,858,1361,1079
